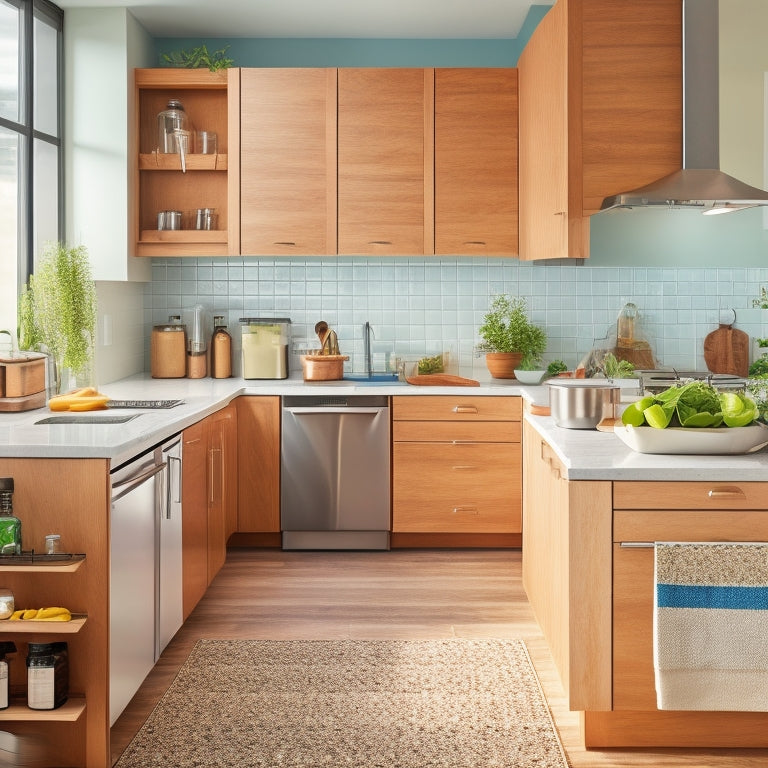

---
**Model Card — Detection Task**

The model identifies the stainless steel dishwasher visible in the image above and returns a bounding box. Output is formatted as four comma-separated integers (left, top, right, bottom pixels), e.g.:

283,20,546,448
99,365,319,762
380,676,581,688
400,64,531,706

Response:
281,395,390,549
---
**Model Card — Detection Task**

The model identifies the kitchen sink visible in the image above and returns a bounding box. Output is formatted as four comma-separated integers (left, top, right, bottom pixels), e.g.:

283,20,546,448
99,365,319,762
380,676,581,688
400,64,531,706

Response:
35,414,141,425
342,373,404,385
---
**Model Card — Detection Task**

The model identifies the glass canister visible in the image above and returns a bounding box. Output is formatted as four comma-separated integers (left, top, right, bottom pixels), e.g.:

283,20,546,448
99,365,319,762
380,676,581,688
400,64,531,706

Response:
157,99,190,153
150,316,187,378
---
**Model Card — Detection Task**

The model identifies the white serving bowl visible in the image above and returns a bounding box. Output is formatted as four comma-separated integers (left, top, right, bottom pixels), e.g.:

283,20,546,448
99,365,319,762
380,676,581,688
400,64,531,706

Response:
514,369,545,385
613,423,768,455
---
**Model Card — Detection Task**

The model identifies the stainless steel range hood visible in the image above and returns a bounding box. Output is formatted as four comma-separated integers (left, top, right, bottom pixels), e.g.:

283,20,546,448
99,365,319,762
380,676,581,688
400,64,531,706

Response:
600,0,768,214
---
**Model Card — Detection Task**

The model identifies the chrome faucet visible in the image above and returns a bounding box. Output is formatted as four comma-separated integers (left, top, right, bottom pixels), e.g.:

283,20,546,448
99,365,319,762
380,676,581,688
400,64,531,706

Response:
364,321,374,377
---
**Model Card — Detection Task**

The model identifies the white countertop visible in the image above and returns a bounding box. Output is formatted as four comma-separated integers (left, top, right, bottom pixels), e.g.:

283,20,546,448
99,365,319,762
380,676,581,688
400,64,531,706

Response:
526,413,768,482
0,373,528,465
4,374,768,481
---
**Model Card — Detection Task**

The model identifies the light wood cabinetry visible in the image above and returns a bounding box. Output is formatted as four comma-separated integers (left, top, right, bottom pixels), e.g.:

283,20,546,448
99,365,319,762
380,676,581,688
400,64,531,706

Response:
0,458,109,768
591,481,768,748
235,397,281,541
434,68,518,256
337,68,434,256
181,403,237,619
133,68,240,257
517,0,682,259
392,396,522,547
240,69,337,255
521,421,612,711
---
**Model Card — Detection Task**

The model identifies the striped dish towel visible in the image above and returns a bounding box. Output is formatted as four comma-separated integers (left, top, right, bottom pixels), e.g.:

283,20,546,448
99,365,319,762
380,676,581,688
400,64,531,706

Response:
654,542,768,711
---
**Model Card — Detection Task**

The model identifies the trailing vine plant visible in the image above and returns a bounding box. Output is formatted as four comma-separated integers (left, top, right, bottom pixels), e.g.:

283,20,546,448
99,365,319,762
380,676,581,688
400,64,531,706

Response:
19,242,97,391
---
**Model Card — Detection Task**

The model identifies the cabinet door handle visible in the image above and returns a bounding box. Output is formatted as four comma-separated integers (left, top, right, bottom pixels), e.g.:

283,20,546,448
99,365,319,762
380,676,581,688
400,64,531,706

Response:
452,405,478,414
707,486,747,499
209,447,222,504
463,241,486,246
452,506,479,515
368,240,393,245
274,241,296,246
451,465,477,471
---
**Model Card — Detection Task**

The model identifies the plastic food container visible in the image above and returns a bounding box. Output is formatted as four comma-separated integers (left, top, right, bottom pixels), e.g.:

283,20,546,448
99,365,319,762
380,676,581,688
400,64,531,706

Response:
546,380,621,429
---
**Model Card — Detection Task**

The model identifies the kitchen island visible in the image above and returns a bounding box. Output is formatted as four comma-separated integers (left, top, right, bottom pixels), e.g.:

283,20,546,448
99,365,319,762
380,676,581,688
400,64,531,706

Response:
523,415,768,749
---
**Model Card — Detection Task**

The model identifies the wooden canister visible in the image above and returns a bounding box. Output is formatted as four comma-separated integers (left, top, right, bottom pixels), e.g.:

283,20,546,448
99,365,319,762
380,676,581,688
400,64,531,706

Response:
151,322,187,378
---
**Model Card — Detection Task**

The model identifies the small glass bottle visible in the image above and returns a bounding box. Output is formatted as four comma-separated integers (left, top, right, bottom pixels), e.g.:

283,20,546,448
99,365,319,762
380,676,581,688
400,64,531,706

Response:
210,316,232,379
45,534,61,555
0,478,21,556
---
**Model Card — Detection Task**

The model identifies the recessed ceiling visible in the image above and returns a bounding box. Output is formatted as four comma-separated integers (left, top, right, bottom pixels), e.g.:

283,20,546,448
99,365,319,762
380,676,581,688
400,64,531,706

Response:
54,0,551,39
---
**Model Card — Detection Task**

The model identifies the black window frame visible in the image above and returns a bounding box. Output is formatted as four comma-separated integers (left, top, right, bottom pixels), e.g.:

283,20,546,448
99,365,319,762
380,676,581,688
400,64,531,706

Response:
0,0,64,288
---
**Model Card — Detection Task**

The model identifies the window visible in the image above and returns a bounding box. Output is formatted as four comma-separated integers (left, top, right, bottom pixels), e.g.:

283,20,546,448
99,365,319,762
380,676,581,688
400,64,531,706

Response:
0,0,62,339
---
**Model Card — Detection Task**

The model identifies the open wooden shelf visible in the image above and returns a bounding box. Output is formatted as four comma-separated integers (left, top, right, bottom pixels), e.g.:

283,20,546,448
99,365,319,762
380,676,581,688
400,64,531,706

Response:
139,152,228,171
0,614,87,634
0,696,85,722
0,555,84,573
139,229,226,244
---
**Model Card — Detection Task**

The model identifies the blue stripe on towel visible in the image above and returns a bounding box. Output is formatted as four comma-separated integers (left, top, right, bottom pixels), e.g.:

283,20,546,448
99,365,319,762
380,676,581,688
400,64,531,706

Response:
657,583,768,610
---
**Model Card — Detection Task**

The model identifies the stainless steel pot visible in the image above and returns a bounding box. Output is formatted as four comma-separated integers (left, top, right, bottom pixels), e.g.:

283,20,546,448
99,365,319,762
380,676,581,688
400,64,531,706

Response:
546,380,621,429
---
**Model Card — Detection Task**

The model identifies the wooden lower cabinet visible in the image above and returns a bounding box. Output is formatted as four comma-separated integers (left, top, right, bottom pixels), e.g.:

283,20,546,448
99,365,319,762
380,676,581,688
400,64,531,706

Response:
392,396,522,547
0,457,110,768
235,396,281,544
588,483,768,748
181,403,237,619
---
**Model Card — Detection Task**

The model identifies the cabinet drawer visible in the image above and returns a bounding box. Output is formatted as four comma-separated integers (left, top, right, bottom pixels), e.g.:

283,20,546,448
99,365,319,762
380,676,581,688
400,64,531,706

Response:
392,442,521,533
613,481,768,511
393,395,521,422
615,510,768,543
392,420,520,443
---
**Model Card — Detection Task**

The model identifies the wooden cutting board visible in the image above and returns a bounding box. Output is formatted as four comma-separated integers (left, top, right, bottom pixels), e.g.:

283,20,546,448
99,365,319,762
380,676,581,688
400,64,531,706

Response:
703,324,749,377
405,374,480,387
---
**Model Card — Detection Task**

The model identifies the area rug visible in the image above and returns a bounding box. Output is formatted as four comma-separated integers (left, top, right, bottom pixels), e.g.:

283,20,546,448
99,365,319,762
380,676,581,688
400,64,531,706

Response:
115,638,570,768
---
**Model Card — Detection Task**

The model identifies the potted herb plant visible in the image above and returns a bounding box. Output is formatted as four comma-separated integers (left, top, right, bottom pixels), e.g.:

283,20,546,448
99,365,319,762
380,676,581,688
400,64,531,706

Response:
18,242,97,394
477,294,547,379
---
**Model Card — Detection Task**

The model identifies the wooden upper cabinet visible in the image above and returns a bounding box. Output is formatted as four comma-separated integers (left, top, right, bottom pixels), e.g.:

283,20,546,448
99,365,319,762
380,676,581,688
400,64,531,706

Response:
240,68,337,255
518,0,682,259
134,68,240,257
337,68,434,255
434,69,519,256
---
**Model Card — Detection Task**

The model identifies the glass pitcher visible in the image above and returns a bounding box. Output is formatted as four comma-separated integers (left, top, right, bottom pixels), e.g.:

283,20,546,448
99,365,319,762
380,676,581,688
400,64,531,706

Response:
157,99,191,172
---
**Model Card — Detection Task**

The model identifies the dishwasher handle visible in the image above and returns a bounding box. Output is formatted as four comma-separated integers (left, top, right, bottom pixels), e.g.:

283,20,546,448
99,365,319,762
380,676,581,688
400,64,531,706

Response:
111,462,166,504
284,407,386,415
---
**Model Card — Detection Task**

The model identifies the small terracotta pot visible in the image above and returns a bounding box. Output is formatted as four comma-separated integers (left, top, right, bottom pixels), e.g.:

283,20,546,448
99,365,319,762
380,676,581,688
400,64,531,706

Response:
484,352,523,379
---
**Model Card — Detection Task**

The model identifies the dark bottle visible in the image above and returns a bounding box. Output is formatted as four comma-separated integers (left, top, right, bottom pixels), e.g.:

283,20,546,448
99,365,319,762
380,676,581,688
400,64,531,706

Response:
27,641,68,710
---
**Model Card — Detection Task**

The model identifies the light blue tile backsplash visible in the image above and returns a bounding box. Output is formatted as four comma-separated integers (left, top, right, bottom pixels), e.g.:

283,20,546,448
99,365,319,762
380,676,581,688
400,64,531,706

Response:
144,257,768,378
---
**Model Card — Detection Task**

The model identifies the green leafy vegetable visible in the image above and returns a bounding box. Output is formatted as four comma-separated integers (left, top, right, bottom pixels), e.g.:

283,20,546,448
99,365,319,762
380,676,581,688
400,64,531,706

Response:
623,381,757,429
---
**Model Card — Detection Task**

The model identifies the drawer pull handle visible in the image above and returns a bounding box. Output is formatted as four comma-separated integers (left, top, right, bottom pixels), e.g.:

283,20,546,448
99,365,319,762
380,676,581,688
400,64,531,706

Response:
619,542,654,548
707,486,747,499
451,465,477,471
452,405,478,414
274,241,296,246
452,506,479,515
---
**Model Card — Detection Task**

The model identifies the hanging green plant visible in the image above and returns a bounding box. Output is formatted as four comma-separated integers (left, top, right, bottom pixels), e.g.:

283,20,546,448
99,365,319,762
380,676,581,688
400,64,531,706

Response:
160,43,234,71
18,242,97,391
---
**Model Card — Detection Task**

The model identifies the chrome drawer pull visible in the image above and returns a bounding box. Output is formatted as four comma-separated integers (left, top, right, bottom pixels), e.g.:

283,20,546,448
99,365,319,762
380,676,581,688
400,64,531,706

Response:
707,486,747,499
619,542,654,548
452,405,478,414
452,506,479,515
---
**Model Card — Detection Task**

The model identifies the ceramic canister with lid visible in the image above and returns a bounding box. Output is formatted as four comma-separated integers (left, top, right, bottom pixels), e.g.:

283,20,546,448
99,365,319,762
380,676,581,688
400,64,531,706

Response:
151,316,187,378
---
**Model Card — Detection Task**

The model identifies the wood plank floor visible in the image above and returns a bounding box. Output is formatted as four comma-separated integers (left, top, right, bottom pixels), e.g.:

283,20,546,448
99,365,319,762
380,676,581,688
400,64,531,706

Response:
111,548,768,767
